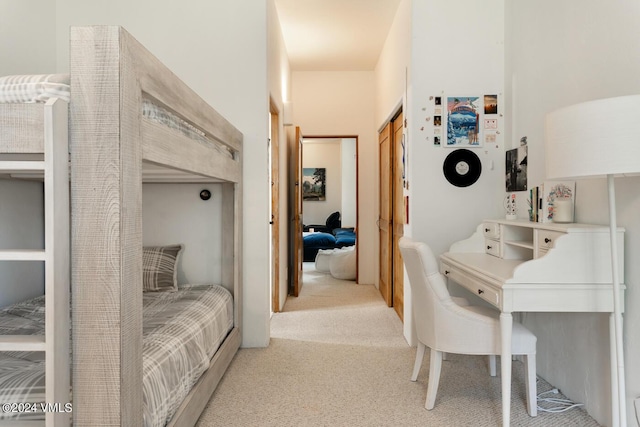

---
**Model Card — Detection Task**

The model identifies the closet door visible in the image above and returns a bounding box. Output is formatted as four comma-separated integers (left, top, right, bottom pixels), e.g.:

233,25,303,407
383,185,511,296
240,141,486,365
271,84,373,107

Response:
392,112,404,321
378,123,393,306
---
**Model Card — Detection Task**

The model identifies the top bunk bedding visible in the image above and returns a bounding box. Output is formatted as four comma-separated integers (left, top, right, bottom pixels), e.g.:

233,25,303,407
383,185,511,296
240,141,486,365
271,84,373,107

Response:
0,74,70,103
0,284,233,426
0,74,237,169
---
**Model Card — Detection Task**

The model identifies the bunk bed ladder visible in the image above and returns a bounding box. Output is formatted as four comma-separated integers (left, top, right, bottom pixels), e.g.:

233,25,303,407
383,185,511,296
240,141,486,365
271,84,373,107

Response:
0,98,70,426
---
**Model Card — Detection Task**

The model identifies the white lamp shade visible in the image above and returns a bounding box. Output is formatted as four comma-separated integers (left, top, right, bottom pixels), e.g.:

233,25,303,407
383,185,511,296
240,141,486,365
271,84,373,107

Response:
545,94,640,179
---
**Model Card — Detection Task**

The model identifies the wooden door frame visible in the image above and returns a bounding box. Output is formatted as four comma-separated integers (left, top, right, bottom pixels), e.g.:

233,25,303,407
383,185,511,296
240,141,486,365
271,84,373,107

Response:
392,111,404,321
298,135,360,283
291,127,304,297
378,124,393,306
269,100,280,312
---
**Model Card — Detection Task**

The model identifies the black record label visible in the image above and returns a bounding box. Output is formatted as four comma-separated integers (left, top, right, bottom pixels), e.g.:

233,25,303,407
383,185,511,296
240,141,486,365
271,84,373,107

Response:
443,149,482,187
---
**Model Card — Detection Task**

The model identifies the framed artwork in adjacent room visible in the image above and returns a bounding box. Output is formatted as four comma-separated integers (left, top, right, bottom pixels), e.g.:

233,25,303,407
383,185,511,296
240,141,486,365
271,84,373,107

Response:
302,167,326,201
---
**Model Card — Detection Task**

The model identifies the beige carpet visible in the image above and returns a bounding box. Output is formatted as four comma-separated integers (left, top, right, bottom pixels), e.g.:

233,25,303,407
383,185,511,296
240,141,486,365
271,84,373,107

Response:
196,263,600,426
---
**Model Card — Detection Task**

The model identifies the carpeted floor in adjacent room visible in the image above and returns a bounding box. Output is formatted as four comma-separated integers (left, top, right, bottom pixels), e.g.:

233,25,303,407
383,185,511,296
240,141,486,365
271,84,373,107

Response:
196,262,600,426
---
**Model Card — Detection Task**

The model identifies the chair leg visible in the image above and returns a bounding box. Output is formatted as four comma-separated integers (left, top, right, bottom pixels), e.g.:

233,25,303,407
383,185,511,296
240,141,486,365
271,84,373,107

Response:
411,342,426,381
489,355,497,377
524,354,537,417
425,349,443,410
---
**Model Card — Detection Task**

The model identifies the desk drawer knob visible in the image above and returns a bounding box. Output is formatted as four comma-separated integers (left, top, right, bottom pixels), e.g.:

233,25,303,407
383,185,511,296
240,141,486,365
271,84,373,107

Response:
444,270,450,275
487,245,492,250
545,237,551,243
477,289,484,295
485,228,490,232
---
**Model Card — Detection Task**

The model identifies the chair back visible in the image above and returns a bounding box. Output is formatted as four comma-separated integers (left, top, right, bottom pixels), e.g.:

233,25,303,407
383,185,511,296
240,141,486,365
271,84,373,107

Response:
398,236,456,349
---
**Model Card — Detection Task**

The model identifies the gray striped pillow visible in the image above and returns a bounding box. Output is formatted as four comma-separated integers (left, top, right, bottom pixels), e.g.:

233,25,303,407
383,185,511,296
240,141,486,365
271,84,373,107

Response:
142,244,184,292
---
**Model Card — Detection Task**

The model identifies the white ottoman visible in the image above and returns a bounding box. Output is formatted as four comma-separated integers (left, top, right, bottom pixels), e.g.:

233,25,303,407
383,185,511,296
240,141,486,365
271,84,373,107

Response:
329,246,356,280
314,248,334,273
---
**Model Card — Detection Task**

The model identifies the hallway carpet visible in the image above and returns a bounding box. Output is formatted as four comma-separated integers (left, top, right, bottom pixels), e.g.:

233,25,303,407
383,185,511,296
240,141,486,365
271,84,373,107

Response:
196,263,600,426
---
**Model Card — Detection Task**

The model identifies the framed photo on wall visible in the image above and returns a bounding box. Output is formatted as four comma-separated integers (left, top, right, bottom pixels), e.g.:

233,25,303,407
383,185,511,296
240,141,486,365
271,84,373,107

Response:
445,96,482,148
302,167,326,201
505,145,528,192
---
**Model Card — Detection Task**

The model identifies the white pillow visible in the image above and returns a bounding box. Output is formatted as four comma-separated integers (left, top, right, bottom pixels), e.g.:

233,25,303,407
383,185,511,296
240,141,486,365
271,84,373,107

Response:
329,246,356,280
315,248,334,273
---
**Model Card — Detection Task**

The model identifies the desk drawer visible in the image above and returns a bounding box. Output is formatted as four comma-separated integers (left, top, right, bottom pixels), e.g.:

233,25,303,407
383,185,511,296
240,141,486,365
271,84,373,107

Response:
484,239,500,257
538,230,564,250
483,223,500,239
441,263,501,306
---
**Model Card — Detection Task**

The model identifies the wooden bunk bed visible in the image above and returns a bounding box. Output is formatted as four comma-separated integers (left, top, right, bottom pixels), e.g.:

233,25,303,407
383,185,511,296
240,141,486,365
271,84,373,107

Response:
0,25,242,426
70,26,243,426
0,93,70,426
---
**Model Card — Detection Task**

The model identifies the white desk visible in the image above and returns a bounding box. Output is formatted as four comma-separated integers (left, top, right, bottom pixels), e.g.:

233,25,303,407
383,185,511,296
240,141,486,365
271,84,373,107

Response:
440,219,625,427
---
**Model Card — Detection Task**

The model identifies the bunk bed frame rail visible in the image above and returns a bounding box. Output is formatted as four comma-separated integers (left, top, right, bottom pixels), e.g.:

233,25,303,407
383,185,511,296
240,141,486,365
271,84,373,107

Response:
70,25,242,426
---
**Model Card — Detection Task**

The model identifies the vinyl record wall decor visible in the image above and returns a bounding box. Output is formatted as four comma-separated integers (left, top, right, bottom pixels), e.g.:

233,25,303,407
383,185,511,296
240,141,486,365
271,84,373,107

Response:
443,149,482,187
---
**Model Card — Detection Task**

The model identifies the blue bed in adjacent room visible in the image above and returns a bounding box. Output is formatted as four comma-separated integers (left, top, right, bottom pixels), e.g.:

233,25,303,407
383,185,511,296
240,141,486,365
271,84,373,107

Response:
303,228,356,262
334,228,356,248
303,232,336,262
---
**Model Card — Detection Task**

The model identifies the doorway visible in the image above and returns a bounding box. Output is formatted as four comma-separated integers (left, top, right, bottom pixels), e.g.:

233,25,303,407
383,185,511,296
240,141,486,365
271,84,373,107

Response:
292,134,359,291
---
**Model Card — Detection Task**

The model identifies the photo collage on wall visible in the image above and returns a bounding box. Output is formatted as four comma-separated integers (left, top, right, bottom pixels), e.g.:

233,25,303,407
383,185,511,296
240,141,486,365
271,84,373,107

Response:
425,94,500,148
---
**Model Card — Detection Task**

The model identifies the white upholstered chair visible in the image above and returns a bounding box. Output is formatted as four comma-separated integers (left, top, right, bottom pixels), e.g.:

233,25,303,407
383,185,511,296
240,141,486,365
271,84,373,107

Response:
398,236,537,416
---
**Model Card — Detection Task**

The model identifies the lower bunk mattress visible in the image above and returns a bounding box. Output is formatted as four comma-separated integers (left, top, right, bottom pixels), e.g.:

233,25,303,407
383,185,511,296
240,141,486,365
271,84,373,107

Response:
0,284,234,427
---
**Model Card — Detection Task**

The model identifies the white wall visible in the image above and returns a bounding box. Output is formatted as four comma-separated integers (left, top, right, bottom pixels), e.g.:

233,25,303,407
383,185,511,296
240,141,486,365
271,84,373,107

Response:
55,0,271,347
0,0,57,75
375,0,411,128
507,1,640,424
341,138,357,228
0,181,45,307
268,0,292,313
142,183,223,287
302,141,341,225
292,71,377,284
408,0,505,259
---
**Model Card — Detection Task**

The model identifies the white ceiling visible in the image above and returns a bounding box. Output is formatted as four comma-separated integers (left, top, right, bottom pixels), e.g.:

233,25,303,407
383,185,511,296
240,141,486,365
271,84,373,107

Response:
274,0,403,71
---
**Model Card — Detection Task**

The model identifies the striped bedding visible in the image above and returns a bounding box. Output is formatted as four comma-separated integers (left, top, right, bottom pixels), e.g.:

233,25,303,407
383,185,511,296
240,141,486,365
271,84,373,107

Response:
0,284,233,426
0,74,70,103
